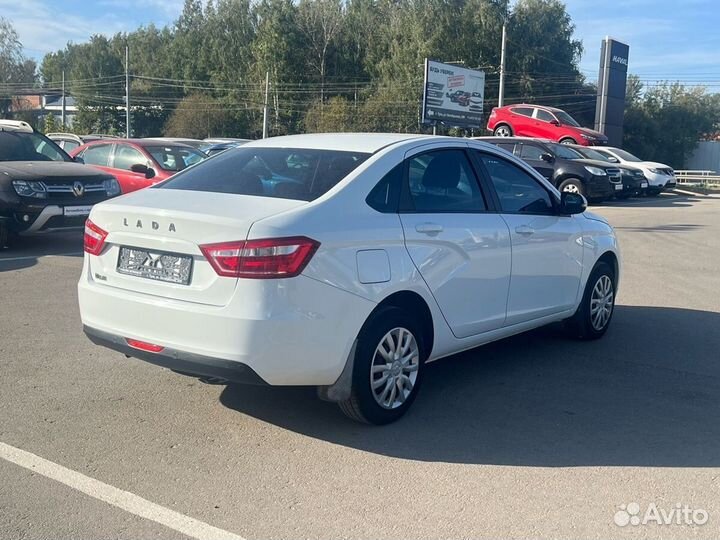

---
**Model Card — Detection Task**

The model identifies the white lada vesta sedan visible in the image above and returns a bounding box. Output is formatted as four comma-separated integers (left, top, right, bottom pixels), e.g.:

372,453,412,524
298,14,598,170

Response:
79,133,620,424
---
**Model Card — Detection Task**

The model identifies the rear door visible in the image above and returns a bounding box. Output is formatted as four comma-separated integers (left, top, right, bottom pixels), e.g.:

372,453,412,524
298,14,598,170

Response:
398,146,511,338
508,106,534,136
474,151,583,325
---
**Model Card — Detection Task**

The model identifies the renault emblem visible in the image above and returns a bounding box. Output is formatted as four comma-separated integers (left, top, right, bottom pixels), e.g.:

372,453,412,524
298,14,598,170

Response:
72,181,84,197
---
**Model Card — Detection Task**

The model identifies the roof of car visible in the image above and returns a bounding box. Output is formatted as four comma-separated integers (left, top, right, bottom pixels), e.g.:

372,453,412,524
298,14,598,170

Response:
473,136,555,143
243,133,435,153
502,104,561,112
82,138,197,148
0,120,33,133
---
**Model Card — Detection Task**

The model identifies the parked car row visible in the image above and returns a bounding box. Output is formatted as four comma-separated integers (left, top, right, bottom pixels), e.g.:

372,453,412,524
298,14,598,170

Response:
476,136,674,202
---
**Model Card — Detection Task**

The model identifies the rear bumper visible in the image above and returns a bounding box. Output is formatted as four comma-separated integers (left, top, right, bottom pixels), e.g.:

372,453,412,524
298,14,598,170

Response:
78,256,375,386
84,325,268,384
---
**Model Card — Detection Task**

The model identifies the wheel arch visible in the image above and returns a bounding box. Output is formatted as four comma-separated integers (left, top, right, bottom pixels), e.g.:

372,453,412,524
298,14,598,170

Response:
597,250,619,283
370,290,435,357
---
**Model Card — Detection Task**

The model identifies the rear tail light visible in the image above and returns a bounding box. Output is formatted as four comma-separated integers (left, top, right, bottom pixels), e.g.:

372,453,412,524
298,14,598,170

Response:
200,236,320,279
126,338,164,353
84,219,108,255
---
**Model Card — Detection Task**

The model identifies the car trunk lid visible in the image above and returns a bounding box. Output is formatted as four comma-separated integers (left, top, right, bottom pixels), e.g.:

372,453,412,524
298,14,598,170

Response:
87,188,305,306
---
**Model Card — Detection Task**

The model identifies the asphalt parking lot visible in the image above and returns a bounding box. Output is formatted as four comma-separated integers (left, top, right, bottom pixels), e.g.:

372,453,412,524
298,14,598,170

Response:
1,192,719,540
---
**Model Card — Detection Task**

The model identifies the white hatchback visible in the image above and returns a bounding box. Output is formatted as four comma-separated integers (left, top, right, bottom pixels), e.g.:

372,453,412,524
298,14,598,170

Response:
79,134,620,424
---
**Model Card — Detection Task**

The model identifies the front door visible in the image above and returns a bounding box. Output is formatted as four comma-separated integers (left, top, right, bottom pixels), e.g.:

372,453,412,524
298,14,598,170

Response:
517,142,555,181
475,151,584,325
399,147,512,338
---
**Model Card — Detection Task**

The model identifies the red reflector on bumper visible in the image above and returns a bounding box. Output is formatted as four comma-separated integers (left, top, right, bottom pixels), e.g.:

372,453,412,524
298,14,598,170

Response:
126,338,164,353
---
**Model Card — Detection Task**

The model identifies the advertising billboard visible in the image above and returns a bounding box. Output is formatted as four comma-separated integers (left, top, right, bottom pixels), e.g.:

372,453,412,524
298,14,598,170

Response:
595,37,629,147
422,59,485,129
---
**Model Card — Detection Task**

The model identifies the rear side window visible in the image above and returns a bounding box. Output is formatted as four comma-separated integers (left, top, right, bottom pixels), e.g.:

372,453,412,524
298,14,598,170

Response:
159,147,371,201
511,107,533,117
82,144,112,166
366,164,402,213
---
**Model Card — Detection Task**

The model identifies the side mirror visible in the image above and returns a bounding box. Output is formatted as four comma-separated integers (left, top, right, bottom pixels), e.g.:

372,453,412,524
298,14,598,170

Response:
560,191,587,215
130,163,156,179
73,156,84,164
540,153,554,163
608,157,619,163
550,119,560,126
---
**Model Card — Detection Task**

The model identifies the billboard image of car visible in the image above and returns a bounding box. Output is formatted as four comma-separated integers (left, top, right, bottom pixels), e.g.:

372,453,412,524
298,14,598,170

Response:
422,59,485,129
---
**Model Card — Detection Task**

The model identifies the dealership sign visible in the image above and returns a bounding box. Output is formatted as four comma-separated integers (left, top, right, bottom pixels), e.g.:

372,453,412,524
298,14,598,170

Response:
422,59,485,129
595,37,630,147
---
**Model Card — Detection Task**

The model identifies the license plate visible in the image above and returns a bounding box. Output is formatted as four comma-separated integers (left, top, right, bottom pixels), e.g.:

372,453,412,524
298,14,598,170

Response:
117,246,193,285
63,205,93,217
641,182,648,188
614,184,623,191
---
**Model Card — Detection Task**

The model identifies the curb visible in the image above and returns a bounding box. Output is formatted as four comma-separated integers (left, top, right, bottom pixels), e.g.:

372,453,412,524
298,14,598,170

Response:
670,188,720,199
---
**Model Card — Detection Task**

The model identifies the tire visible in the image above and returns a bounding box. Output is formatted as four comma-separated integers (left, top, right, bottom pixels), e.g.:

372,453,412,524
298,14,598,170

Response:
565,261,616,340
338,307,426,425
558,178,585,197
493,124,513,137
559,137,577,145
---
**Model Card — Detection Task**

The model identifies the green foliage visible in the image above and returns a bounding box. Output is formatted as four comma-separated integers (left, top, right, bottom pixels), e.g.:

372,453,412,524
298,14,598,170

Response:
623,78,720,168
43,112,58,133
0,17,37,116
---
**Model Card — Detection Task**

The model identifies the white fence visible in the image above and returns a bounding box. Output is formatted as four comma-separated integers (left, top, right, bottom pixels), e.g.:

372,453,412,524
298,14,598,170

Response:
674,170,720,187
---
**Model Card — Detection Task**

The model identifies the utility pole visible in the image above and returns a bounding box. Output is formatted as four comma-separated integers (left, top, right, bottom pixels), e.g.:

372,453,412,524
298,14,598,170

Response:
125,45,130,138
61,70,66,128
262,71,270,139
498,20,507,107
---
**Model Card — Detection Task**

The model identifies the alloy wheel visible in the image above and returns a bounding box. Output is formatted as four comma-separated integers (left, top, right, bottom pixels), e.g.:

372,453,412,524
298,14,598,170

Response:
370,327,419,410
495,126,511,137
590,274,614,331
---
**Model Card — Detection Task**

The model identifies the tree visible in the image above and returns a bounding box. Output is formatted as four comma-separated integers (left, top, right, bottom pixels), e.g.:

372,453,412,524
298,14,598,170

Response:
1,17,37,117
164,93,227,138
304,96,356,132
43,112,58,133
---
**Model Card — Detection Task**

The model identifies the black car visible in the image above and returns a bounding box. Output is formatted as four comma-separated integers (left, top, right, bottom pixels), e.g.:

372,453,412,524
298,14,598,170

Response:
477,137,622,201
0,121,121,246
571,145,647,198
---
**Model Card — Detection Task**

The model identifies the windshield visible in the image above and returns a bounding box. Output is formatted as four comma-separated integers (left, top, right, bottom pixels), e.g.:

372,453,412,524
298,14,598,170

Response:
145,145,207,171
547,143,584,160
159,147,371,201
554,110,580,127
0,131,71,162
578,148,611,162
609,148,642,162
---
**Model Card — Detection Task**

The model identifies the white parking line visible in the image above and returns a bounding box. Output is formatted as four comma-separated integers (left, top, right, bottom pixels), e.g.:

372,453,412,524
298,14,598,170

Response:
0,252,83,263
0,441,246,540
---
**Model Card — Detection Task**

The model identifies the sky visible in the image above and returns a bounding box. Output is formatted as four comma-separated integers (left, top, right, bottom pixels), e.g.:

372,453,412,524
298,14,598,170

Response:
2,0,719,85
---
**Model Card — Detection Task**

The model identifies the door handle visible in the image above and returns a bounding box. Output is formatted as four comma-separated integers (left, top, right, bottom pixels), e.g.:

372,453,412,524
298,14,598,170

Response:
515,225,535,236
415,222,444,234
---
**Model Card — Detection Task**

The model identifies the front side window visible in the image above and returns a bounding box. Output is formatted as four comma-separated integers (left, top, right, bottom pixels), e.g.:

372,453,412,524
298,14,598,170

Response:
519,144,547,161
536,109,556,122
145,145,206,171
554,110,580,127
81,143,113,166
546,143,584,160
113,144,147,171
478,153,554,215
403,149,486,213
0,132,70,162
159,147,370,201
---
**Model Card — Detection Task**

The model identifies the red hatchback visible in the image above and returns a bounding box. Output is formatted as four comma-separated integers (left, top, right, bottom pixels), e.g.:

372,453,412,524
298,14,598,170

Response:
487,104,608,146
70,139,206,194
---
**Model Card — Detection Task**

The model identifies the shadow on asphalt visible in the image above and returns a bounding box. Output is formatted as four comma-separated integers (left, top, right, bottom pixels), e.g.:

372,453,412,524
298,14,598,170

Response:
0,232,83,272
220,305,720,467
597,194,705,208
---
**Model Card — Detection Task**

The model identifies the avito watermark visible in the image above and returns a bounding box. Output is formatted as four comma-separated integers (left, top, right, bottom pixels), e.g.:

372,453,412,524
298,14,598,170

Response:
614,502,708,527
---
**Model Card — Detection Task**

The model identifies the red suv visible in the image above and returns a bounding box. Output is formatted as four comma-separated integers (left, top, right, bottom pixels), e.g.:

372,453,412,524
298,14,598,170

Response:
70,139,206,194
487,104,608,146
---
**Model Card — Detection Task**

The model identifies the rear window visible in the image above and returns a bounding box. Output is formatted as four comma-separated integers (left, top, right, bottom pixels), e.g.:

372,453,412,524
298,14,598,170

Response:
0,131,70,162
159,147,371,201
